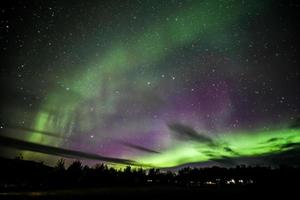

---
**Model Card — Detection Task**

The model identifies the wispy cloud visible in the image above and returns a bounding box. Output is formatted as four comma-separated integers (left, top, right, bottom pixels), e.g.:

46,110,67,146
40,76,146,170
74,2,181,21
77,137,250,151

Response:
0,135,136,165
4,125,66,139
168,122,215,146
118,140,160,154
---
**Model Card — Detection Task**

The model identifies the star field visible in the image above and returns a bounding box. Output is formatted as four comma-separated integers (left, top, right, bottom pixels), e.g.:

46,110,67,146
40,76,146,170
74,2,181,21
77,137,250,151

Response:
0,0,300,168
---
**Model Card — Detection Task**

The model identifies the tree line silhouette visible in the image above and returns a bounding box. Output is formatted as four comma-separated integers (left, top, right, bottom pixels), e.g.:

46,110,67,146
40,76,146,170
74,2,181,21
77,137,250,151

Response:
0,156,299,191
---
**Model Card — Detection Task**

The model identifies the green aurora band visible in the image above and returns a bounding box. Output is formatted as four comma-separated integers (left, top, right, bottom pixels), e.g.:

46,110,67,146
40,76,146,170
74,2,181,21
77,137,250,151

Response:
136,127,300,168
16,0,300,168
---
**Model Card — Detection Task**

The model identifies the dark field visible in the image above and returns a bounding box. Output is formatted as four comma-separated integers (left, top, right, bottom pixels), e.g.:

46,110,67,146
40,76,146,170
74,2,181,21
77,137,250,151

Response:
0,185,296,200
0,157,298,199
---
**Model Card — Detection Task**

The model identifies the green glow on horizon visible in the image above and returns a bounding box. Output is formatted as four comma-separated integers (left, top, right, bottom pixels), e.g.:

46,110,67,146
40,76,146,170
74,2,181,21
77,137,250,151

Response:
136,128,300,168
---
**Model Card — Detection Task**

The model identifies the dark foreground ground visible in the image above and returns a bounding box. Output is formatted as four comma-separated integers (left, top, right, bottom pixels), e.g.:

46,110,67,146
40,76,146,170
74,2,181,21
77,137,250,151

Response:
0,185,297,200
1,157,299,199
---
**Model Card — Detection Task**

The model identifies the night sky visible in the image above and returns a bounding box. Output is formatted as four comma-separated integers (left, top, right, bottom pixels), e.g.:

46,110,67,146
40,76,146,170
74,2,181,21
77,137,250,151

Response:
0,0,299,168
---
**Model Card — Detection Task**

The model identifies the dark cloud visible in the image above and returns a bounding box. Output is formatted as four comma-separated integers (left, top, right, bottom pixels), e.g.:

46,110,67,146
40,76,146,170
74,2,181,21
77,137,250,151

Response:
280,142,300,150
201,148,238,166
211,156,237,166
168,122,215,146
265,137,281,143
118,140,160,154
3,125,66,139
223,147,239,156
0,135,136,165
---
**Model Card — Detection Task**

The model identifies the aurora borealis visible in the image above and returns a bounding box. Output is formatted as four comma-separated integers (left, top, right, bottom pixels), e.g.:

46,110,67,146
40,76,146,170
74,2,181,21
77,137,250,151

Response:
1,0,299,168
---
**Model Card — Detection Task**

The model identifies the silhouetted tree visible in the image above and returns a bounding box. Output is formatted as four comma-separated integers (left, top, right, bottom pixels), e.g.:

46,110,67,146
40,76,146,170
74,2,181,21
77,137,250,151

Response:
66,160,83,186
0,157,299,191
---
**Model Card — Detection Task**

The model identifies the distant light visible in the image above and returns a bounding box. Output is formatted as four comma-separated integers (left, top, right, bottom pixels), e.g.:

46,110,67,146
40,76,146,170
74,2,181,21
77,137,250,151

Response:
90,135,94,138
226,179,236,184
66,87,70,91
205,181,216,185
